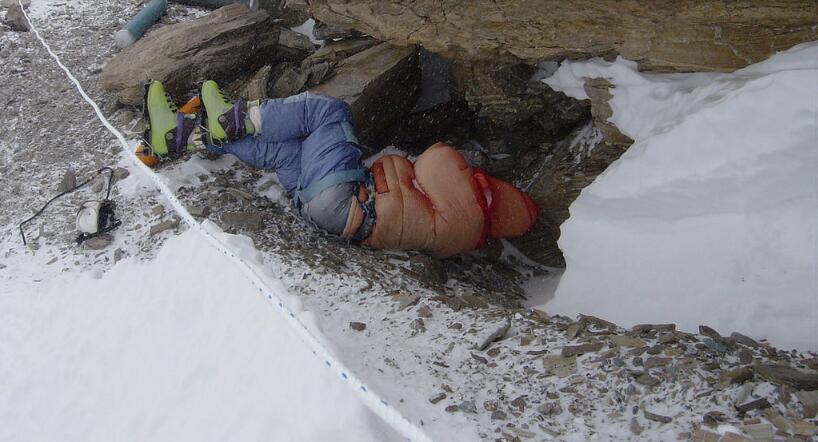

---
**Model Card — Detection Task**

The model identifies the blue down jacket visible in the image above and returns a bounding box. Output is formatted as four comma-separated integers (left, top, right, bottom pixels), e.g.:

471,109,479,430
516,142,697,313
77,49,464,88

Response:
208,92,370,238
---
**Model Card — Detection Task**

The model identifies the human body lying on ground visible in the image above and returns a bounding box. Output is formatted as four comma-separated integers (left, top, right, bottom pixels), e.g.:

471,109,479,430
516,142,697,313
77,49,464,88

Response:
143,80,538,257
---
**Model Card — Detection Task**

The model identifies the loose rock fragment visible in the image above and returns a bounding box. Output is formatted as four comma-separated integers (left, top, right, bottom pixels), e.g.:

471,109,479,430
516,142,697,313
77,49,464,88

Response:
510,396,526,412
83,234,112,250
796,390,818,418
702,411,727,427
410,318,426,335
631,324,676,334
536,402,563,416
58,169,77,193
149,219,178,236
458,400,477,414
221,212,263,231
561,342,603,357
643,357,672,370
610,335,646,348
741,423,773,441
643,409,672,424
393,293,420,310
188,205,211,219
635,374,661,387
730,332,760,348
416,304,433,318
472,318,510,350
721,367,754,385
630,417,643,435
470,352,488,364
542,355,577,378
428,392,446,404
461,294,489,309
735,398,771,413
491,410,507,420
754,362,818,391
349,322,366,331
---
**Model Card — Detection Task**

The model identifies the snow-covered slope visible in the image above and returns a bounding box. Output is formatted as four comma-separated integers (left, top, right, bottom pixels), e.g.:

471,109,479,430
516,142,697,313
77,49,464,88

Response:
0,228,396,442
540,42,818,350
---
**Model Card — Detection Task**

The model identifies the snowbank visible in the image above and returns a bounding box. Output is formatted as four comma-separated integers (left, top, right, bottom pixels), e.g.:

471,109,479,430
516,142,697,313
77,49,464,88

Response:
0,229,395,441
538,42,818,350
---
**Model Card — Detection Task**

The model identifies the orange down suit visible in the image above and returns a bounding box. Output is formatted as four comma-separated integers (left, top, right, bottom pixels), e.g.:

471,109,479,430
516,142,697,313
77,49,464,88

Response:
361,143,538,258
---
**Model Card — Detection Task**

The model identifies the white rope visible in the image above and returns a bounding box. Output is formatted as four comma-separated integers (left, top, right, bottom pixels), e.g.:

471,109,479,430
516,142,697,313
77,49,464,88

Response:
18,2,433,440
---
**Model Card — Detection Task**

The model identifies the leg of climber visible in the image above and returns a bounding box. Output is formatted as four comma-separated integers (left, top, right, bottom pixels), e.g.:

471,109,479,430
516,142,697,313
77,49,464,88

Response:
295,94,372,240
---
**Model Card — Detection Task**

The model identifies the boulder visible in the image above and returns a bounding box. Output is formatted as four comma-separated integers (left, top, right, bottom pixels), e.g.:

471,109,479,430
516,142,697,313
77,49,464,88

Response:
269,62,307,97
310,42,420,150
239,65,272,100
101,4,279,105
449,60,590,154
307,0,818,72
280,0,311,27
4,1,28,32
277,27,316,62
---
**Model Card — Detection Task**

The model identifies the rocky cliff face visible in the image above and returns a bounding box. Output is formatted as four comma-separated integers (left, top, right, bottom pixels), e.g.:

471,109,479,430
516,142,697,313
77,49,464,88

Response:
308,0,818,72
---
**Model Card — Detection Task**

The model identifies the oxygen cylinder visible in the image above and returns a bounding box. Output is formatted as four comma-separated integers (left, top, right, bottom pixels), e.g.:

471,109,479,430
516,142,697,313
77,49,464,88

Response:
114,0,168,49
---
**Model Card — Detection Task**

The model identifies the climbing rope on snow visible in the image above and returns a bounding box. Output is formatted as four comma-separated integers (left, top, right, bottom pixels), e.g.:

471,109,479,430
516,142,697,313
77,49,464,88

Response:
16,2,433,440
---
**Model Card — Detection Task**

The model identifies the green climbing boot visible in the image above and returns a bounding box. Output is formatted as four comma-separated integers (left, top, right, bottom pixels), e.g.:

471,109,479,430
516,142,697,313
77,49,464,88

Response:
144,80,199,158
200,80,255,145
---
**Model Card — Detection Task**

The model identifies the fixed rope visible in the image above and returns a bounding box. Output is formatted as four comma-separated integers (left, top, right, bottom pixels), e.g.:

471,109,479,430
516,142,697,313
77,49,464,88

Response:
17,2,433,440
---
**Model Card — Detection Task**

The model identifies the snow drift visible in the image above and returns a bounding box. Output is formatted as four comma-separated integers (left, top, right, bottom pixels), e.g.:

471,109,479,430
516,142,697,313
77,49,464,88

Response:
539,42,818,350
0,228,395,442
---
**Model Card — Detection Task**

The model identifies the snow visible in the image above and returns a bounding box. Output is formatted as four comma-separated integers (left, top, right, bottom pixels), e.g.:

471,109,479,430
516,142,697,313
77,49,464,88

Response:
0,228,397,442
292,18,323,45
538,42,818,350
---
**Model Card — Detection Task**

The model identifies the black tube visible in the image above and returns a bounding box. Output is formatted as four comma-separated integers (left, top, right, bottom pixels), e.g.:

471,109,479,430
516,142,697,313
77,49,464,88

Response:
19,167,116,245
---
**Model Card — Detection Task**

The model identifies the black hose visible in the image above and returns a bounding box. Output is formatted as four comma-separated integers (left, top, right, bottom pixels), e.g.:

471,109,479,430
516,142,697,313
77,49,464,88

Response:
19,167,116,245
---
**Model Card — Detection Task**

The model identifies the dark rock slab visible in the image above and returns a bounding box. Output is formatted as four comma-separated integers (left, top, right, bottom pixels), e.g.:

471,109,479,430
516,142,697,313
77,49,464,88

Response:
311,42,420,151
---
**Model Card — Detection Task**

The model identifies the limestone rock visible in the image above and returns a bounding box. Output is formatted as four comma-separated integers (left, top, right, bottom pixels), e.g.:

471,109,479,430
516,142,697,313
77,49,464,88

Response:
101,5,280,105
308,0,818,72
310,42,420,151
